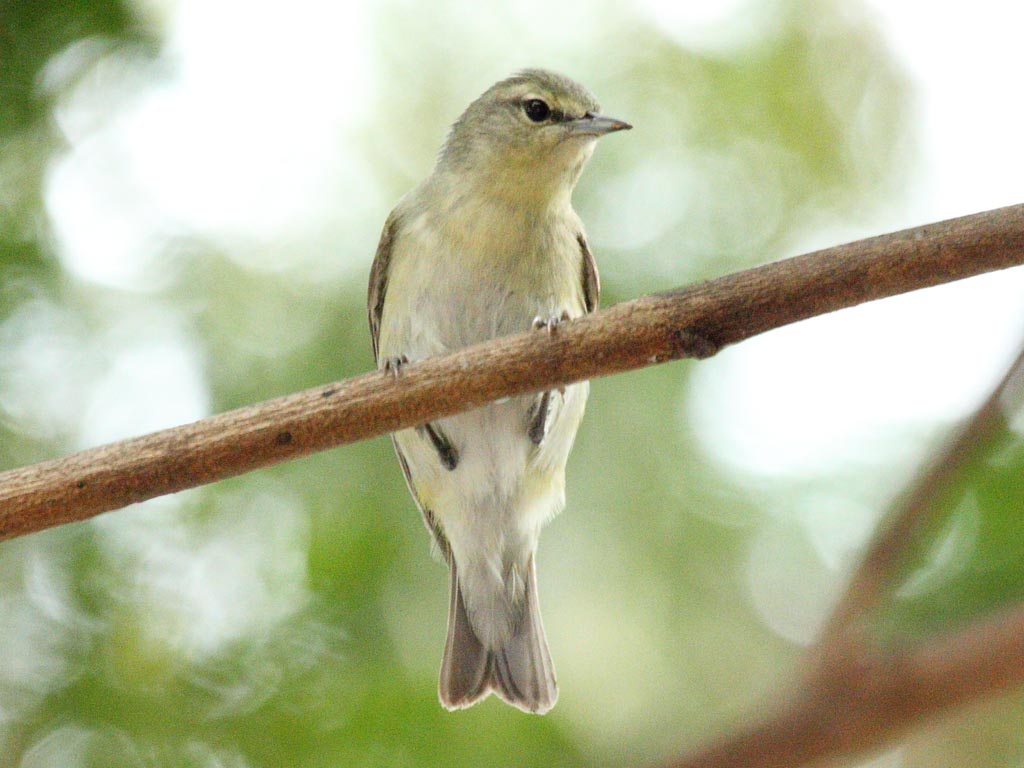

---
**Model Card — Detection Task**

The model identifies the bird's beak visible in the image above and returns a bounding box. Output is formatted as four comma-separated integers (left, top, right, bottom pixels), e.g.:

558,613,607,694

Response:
567,111,633,136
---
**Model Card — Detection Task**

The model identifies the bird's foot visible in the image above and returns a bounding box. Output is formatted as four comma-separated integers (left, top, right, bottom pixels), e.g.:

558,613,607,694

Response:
382,354,409,378
532,310,572,335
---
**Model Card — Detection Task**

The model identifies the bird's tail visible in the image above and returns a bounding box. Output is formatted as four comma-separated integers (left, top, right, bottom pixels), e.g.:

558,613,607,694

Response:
438,557,557,714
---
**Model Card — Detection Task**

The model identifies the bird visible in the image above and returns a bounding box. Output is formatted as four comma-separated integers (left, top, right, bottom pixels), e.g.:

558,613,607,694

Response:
367,68,630,713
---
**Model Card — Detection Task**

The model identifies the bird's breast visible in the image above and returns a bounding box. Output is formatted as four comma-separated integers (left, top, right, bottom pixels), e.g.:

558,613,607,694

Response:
383,202,585,357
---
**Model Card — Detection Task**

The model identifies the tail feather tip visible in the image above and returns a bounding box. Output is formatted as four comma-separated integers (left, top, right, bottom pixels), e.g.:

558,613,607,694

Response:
440,560,557,715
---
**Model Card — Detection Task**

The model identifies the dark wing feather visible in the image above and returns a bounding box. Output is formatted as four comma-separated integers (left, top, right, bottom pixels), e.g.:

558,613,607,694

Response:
367,212,401,363
577,233,600,313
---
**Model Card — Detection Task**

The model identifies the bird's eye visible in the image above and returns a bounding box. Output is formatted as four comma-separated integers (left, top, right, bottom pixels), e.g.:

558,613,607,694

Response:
523,99,551,123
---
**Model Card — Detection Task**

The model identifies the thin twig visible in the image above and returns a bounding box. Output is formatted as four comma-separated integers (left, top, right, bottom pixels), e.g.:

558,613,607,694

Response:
1,203,1024,540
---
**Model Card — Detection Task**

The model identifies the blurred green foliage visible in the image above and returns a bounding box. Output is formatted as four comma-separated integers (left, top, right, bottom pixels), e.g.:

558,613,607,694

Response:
0,0,149,284
1,1,1023,767
0,0,142,133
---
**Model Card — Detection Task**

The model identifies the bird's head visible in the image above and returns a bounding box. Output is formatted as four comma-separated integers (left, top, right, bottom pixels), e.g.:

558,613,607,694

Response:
438,69,631,206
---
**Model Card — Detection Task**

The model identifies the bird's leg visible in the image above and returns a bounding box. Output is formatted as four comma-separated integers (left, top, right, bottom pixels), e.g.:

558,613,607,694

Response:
419,422,459,471
527,390,552,446
527,311,572,444
384,355,459,471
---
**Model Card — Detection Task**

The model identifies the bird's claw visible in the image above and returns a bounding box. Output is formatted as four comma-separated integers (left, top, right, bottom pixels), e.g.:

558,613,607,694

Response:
382,355,409,378
532,310,572,335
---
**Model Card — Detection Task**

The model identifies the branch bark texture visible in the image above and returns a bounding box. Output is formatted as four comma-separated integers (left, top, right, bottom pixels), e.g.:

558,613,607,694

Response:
2,204,1024,540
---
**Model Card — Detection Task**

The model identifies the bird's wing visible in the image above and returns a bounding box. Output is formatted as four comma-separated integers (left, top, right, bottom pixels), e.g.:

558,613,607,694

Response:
367,211,453,560
367,211,401,364
577,233,600,313
394,441,452,562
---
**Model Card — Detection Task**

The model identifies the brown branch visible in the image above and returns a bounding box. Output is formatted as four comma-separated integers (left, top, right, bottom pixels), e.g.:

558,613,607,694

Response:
2,203,1024,540
666,603,1024,768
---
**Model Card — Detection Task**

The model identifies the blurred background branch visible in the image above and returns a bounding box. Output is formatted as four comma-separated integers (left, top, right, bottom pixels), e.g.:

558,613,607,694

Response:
664,340,1024,768
818,346,1024,649
2,204,1023,542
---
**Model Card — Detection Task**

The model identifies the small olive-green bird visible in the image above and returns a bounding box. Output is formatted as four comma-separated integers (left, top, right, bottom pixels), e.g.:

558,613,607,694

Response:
368,69,630,713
